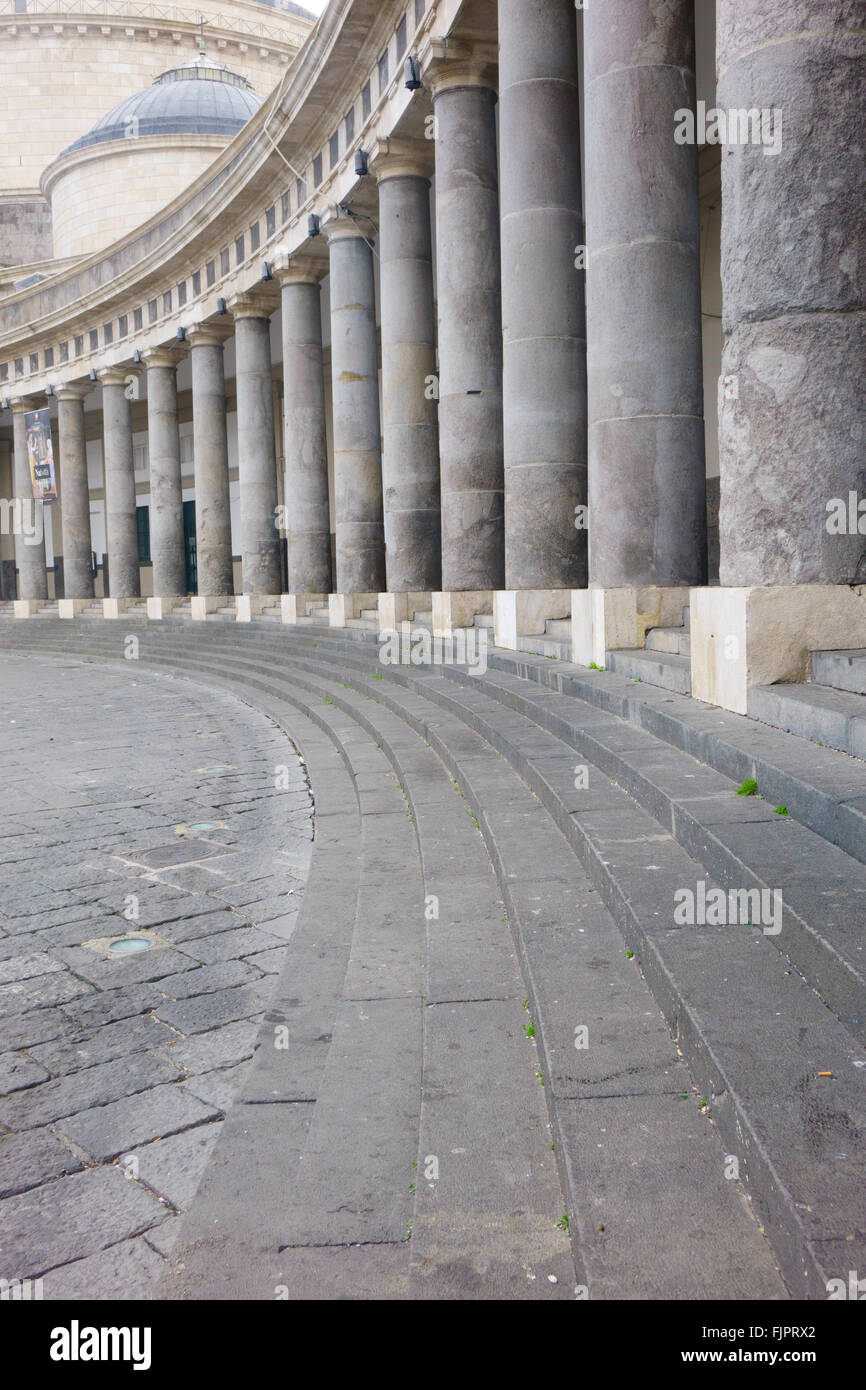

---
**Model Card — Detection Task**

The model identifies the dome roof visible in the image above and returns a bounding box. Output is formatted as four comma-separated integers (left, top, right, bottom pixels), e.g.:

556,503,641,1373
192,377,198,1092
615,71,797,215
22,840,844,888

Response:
61,57,262,156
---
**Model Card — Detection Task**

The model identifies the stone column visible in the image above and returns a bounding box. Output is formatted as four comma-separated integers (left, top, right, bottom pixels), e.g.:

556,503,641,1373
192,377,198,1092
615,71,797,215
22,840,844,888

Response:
277,260,332,595
99,368,141,598
188,324,233,596
374,143,441,594
12,401,49,600
143,348,186,597
499,0,587,590
326,218,385,595
717,0,866,587
429,57,503,592
230,295,282,596
584,0,706,589
56,385,94,599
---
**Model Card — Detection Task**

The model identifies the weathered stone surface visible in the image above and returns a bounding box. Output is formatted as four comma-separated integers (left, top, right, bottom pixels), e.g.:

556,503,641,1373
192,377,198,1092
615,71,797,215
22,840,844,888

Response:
717,0,866,585
58,1083,220,1161
499,0,587,590
584,0,706,588
433,81,504,592
0,1127,83,1198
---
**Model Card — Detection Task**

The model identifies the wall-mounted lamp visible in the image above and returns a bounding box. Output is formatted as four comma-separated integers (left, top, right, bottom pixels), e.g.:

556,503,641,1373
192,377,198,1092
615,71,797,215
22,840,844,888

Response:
261,260,273,281
354,149,369,176
177,326,186,342
89,368,98,382
45,384,54,397
308,213,321,238
404,56,422,90
217,298,227,315
133,348,142,364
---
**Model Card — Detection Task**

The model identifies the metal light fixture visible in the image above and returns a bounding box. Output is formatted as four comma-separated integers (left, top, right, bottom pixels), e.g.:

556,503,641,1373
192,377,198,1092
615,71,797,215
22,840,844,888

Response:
261,260,273,281
89,367,98,382
45,383,54,397
177,326,186,342
217,297,227,315
404,56,422,90
354,149,368,176
133,348,142,364
308,213,321,237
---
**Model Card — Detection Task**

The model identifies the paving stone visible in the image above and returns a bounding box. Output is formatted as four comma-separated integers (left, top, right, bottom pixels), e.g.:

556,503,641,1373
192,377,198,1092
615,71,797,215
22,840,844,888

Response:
41,1236,167,1300
0,1165,166,1280
57,1084,221,1162
128,1121,225,1209
0,971,95,1015
155,983,272,1035
177,926,285,965
0,1051,49,1096
28,1014,176,1076
0,1128,84,1197
156,959,260,999
181,1061,251,1112
0,1050,181,1129
0,1006,75,1051
166,1020,262,1075
0,952,64,986
60,982,165,1029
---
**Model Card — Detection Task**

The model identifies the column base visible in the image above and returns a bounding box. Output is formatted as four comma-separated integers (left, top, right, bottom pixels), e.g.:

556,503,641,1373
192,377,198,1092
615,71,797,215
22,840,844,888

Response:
378,592,432,633
146,597,183,621
282,594,328,625
103,598,139,620
329,593,379,628
191,596,229,622
58,599,90,619
691,584,866,716
431,591,493,639
13,600,46,619
494,590,571,651
236,595,281,623
572,587,691,668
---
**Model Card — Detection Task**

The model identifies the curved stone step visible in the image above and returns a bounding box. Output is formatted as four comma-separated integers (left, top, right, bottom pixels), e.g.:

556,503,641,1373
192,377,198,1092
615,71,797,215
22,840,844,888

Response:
749,681,866,760
0,622,793,1298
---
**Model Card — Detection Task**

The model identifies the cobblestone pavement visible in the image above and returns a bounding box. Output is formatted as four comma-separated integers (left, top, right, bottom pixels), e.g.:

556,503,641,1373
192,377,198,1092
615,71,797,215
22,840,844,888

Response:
0,652,313,1298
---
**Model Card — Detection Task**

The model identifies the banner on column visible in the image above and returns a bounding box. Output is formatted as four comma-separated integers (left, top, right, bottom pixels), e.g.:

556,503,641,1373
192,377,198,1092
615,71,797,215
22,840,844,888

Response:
24,407,57,502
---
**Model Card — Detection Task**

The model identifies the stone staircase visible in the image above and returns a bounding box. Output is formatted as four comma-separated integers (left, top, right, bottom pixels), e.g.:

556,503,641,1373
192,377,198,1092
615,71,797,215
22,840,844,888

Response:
749,648,866,759
606,607,692,694
517,616,572,661
6,615,866,1298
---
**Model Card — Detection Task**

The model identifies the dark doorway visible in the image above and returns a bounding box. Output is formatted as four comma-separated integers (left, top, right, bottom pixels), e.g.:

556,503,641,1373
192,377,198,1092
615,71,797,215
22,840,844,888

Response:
183,500,197,595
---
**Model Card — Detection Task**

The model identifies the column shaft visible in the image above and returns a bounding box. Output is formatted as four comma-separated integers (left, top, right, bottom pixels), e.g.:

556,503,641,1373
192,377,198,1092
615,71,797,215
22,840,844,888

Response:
12,406,49,600
101,376,140,598
327,228,385,594
585,0,706,588
190,334,233,596
234,312,282,595
378,173,441,592
0,441,15,599
146,357,186,597
717,0,866,586
499,0,587,589
281,277,332,595
57,389,94,599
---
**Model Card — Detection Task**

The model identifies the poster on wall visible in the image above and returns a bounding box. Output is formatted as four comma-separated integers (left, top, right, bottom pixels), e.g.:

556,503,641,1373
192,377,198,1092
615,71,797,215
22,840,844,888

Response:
24,407,57,502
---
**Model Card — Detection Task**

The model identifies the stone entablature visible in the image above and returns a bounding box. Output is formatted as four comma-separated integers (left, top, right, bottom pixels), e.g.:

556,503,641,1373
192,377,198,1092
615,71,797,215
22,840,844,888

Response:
0,0,435,392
